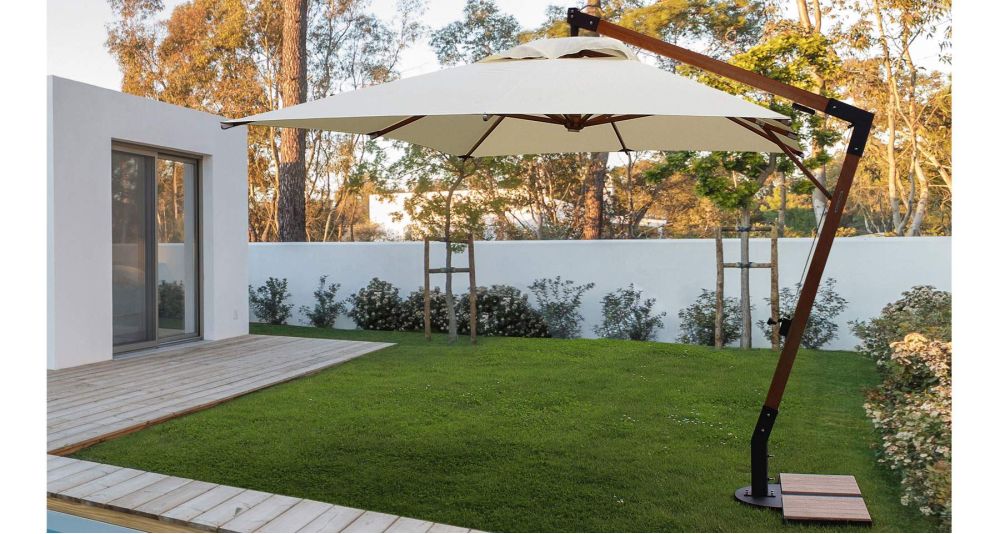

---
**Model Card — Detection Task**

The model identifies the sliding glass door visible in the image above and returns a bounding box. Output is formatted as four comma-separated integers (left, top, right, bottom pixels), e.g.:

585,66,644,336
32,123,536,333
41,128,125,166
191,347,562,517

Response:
112,146,200,353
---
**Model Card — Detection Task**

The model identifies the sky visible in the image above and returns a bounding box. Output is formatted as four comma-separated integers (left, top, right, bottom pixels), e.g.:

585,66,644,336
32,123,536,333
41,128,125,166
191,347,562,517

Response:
47,0,571,91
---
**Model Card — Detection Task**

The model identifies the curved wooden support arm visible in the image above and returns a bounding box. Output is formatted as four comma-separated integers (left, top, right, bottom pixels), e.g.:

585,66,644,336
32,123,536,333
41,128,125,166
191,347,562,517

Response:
568,7,875,499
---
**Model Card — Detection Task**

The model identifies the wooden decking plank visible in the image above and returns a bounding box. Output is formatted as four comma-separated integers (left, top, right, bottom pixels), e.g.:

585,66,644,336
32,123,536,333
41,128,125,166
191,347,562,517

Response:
341,511,400,533
60,468,146,499
48,339,372,434
48,464,123,494
47,455,75,471
298,505,366,533
46,336,281,397
133,480,218,517
47,346,382,452
220,494,302,532
79,471,168,505
46,336,300,405
188,489,272,530
159,484,246,523
256,499,335,533
47,336,301,406
782,494,872,523
427,523,471,533
47,458,103,482
48,339,390,453
105,475,193,511
385,516,435,533
780,473,863,496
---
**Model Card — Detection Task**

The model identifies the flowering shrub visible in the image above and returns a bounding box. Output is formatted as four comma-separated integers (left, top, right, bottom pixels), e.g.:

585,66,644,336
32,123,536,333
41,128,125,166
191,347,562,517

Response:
462,285,549,338
300,275,345,328
676,289,743,346
865,333,951,527
594,284,667,341
528,277,595,339
757,278,847,349
850,285,952,364
399,287,451,333
347,278,404,331
249,277,292,325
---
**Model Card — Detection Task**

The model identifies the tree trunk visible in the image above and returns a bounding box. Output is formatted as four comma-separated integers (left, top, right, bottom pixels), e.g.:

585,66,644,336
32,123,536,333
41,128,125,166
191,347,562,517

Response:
777,171,787,237
873,0,903,234
580,1,606,241
795,0,812,30
277,0,308,242
739,206,752,350
582,151,607,239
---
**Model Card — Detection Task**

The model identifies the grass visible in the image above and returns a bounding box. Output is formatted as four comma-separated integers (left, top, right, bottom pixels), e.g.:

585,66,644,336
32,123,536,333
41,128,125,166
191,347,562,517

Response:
73,325,936,532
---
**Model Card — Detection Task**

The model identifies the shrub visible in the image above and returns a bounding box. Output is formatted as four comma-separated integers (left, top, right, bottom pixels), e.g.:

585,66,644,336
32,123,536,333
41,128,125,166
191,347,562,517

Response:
249,277,292,325
399,287,451,333
528,276,595,339
594,284,667,341
676,289,743,346
757,278,847,349
299,275,346,328
461,285,549,338
158,280,185,324
865,334,951,527
850,285,952,364
347,278,403,331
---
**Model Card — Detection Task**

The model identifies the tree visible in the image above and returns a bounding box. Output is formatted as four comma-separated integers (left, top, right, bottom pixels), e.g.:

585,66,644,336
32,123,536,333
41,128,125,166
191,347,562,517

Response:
430,0,519,65
106,0,423,242
278,0,308,242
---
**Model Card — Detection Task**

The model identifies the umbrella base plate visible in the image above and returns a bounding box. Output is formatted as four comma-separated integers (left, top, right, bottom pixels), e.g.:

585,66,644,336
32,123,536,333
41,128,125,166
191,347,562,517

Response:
734,484,783,509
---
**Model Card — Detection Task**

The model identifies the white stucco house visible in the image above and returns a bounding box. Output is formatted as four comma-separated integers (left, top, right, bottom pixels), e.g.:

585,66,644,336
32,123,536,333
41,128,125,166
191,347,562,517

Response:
47,76,249,369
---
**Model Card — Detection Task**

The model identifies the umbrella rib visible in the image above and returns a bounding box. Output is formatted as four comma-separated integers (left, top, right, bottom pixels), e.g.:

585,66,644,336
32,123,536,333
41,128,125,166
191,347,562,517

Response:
463,115,506,158
367,115,425,139
728,117,831,200
584,114,649,127
727,117,803,157
611,122,631,152
500,114,564,125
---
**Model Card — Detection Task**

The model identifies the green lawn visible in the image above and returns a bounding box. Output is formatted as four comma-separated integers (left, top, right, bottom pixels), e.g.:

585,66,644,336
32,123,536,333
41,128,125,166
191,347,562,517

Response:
73,325,936,532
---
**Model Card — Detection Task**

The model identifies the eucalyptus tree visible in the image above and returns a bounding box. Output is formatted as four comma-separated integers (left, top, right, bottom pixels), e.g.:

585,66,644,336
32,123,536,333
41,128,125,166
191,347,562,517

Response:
106,0,424,241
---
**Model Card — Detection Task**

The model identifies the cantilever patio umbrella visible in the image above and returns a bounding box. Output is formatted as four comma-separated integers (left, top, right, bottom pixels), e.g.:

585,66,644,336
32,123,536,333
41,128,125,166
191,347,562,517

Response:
222,36,800,157
224,9,874,522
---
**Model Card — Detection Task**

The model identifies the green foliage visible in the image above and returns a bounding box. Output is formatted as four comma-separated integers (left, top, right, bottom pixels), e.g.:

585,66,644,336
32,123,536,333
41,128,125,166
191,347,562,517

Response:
462,285,549,338
299,275,346,328
595,284,667,341
676,289,742,346
430,0,520,65
399,287,452,333
158,280,185,323
528,277,595,339
691,152,773,209
850,286,952,365
758,278,847,349
865,334,951,527
249,277,292,325
347,278,404,331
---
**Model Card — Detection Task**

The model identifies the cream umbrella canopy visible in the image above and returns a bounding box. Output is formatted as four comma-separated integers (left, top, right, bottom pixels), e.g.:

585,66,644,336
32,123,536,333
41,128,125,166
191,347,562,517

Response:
222,36,800,157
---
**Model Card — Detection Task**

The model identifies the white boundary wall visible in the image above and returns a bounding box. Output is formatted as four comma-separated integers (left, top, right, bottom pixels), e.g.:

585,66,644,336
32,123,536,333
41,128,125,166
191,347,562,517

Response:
48,77,249,369
250,237,950,350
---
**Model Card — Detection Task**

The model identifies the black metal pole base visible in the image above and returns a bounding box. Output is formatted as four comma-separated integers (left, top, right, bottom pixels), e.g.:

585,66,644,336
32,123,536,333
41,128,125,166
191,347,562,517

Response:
735,483,783,509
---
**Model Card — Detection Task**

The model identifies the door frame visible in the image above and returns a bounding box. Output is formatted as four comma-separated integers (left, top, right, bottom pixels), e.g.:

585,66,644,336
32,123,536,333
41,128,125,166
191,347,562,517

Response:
112,141,204,355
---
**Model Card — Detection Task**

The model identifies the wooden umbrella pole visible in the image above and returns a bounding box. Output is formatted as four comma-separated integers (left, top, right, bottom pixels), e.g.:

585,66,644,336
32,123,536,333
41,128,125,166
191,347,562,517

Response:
568,8,874,503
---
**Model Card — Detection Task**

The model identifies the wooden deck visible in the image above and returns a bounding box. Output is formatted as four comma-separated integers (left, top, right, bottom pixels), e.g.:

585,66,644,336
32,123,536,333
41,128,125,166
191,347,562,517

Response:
48,455,478,533
47,335,392,454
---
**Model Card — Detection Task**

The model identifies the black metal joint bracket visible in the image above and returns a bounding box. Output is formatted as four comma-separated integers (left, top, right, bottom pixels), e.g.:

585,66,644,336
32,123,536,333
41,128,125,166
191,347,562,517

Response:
750,405,779,497
824,99,875,157
766,317,792,337
567,8,600,36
